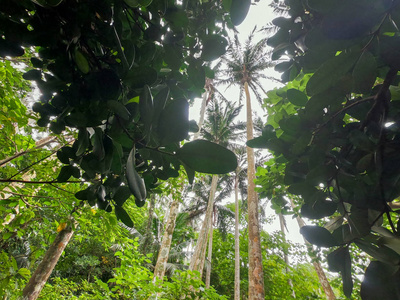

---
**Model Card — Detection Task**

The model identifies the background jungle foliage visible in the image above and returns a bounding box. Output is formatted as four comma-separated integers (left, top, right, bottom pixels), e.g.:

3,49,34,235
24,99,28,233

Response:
2,0,400,299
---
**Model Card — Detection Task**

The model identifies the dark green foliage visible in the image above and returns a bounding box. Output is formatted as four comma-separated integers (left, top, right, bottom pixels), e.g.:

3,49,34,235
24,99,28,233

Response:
250,0,400,297
0,0,240,224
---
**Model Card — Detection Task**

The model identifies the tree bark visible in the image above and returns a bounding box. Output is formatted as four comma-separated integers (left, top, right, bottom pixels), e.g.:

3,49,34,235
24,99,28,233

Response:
234,169,241,300
244,81,265,299
141,194,155,255
289,198,336,300
189,174,218,277
278,213,295,298
205,212,214,289
22,222,75,300
153,196,180,282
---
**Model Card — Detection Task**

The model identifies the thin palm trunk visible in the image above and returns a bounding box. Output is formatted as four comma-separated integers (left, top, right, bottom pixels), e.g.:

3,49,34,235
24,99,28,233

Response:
278,213,295,298
22,221,75,300
189,174,218,277
244,81,265,299
153,196,180,282
205,212,213,288
234,169,240,300
289,198,336,300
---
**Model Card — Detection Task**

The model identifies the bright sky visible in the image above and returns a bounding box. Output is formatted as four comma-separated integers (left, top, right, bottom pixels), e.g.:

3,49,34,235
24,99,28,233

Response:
189,1,306,246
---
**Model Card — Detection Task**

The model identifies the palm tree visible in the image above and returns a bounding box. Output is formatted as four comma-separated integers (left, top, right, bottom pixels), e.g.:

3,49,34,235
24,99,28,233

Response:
216,29,273,299
189,99,244,279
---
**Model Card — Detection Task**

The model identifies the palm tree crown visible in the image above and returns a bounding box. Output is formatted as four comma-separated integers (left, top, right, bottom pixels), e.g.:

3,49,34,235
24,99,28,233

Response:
216,29,273,104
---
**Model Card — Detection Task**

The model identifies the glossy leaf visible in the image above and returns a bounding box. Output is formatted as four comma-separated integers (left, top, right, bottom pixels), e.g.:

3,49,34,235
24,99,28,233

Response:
176,140,237,174
126,148,147,202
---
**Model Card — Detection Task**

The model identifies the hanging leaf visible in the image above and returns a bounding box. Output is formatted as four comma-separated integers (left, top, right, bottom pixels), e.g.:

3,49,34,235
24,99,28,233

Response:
76,128,89,157
92,127,105,161
74,48,90,74
57,166,74,182
114,205,134,227
176,140,237,174
113,186,131,206
230,0,251,26
300,225,338,247
126,148,147,202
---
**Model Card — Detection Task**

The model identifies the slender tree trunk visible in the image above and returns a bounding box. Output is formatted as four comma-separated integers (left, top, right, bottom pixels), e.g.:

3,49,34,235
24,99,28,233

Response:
193,78,213,140
22,221,75,300
289,198,336,300
153,196,180,282
193,90,208,140
244,81,265,299
189,175,218,277
234,169,241,300
141,194,155,255
278,213,296,298
205,212,214,289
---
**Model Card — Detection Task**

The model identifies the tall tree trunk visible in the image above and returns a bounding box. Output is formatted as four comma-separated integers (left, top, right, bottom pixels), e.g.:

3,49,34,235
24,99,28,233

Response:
189,174,218,277
234,169,241,300
153,196,180,282
244,81,265,299
141,194,155,255
278,213,296,298
205,212,214,288
22,221,75,300
289,198,336,300
193,78,214,140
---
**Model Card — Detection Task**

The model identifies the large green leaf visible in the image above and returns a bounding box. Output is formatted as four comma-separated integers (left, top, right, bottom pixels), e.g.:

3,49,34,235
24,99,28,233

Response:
286,89,308,106
126,148,147,202
201,35,228,61
327,246,353,297
113,186,131,206
360,261,400,300
306,52,360,96
300,225,338,247
114,205,134,227
157,98,189,145
230,0,251,26
352,51,377,94
355,239,400,265
176,140,237,174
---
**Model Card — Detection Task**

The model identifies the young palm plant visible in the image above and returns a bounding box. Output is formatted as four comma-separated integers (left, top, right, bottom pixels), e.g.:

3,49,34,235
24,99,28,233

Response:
215,29,274,299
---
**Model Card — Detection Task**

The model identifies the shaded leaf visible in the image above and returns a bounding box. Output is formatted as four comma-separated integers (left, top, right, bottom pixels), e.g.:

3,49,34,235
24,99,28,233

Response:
114,205,134,227
126,148,147,202
176,140,237,174
300,225,338,247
